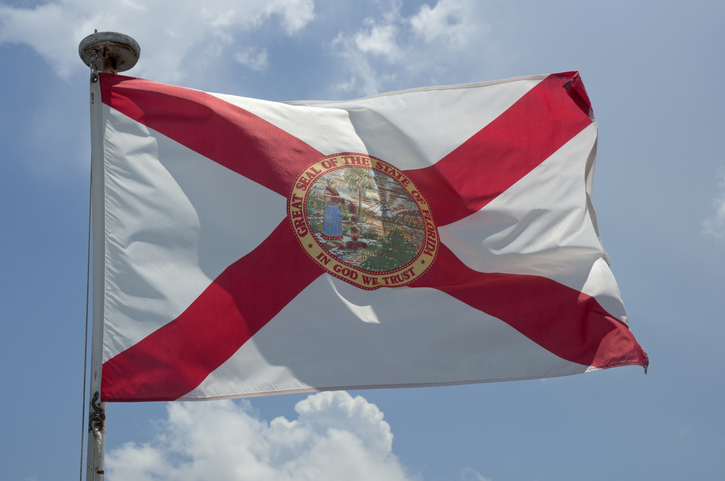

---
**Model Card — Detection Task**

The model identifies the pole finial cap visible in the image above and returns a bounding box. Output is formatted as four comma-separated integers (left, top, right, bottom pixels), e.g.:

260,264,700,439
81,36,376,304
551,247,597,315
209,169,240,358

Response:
79,31,140,74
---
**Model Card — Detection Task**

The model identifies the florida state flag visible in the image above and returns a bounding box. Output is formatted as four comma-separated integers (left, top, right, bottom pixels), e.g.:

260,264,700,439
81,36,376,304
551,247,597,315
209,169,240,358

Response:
97,72,647,401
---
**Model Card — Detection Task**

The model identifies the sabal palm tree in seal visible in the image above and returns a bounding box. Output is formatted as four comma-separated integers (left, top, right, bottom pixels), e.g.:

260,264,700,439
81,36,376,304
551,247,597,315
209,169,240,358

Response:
343,167,376,223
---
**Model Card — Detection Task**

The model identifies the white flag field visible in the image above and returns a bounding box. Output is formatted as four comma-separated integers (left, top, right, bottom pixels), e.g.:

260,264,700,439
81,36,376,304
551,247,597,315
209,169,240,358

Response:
95,71,647,402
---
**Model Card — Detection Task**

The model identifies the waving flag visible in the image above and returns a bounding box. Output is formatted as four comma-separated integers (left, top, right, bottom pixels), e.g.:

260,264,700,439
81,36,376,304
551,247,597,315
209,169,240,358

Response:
97,72,647,402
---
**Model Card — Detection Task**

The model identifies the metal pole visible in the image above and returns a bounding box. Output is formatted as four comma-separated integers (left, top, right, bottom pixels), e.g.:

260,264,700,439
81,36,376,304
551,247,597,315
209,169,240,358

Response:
79,31,140,481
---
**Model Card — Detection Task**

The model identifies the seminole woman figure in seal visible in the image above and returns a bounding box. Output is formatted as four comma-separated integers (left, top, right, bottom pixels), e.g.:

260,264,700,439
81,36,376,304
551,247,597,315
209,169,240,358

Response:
321,179,344,241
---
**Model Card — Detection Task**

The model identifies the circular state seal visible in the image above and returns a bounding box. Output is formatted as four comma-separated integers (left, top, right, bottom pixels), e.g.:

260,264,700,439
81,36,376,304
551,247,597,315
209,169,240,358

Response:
289,153,438,290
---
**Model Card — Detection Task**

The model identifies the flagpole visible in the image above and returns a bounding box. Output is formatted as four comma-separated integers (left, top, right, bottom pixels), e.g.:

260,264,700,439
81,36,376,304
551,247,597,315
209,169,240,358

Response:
79,31,140,481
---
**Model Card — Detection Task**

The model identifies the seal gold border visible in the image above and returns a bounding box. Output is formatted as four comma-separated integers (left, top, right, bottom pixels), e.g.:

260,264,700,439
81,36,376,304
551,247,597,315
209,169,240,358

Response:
288,153,439,290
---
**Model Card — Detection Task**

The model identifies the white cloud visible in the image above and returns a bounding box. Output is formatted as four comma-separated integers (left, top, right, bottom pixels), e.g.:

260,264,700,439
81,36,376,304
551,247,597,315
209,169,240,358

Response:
270,0,316,35
105,391,417,481
0,0,315,82
703,167,725,238
331,31,396,96
354,18,401,61
328,0,497,96
410,0,478,48
461,467,492,481
235,46,270,71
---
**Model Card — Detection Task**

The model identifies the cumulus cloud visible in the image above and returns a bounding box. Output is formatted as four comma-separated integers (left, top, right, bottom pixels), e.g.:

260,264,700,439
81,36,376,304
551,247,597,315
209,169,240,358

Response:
703,167,725,238
0,0,315,82
410,0,479,48
329,0,496,96
235,46,270,71
354,18,401,61
461,467,492,481
105,391,417,481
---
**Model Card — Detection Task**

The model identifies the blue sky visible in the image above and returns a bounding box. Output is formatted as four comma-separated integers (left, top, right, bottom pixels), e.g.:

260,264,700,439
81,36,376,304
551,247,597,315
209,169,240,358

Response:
1,1,724,480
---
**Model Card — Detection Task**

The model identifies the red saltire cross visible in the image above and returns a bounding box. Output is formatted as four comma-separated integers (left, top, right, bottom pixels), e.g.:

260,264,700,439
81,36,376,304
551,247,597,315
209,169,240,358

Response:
99,72,647,402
